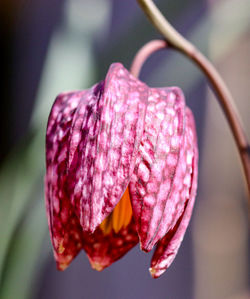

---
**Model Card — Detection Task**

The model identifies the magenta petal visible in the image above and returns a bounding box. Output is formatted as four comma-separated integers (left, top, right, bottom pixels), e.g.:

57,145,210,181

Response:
149,108,198,278
66,85,104,223
129,87,185,251
82,219,138,271
68,63,148,232
45,91,84,270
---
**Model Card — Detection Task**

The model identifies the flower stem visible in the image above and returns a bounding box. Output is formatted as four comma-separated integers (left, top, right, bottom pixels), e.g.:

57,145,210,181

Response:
137,0,250,201
130,39,167,77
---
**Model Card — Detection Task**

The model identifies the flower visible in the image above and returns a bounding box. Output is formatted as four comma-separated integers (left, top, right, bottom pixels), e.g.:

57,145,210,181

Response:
45,63,198,278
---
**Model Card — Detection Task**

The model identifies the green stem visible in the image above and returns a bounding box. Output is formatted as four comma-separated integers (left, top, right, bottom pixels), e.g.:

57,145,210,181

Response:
137,0,250,201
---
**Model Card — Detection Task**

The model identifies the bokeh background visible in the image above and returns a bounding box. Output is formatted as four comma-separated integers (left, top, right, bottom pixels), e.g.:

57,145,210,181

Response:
0,0,249,298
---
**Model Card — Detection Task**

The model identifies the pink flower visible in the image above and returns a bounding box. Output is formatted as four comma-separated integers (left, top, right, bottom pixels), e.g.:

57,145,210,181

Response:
45,63,198,278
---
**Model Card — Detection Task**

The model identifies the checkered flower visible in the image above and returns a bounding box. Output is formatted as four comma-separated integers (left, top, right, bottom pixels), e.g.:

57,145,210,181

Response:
45,63,198,278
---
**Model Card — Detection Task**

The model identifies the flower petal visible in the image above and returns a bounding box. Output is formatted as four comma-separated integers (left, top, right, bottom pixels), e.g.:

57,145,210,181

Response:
82,218,138,271
65,84,104,226
45,91,85,270
67,63,148,232
149,108,198,278
129,87,185,251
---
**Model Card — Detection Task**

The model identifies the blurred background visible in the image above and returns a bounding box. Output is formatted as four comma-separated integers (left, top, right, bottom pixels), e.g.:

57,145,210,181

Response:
0,0,249,298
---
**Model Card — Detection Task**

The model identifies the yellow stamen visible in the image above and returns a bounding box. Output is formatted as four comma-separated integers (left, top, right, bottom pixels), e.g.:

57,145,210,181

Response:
99,213,113,234
99,187,133,234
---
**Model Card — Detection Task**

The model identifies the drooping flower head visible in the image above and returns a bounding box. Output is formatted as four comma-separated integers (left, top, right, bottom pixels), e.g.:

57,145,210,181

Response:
45,63,198,278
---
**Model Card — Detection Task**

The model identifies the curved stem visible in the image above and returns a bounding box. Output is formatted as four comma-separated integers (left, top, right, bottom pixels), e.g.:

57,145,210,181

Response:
137,0,250,200
130,40,167,77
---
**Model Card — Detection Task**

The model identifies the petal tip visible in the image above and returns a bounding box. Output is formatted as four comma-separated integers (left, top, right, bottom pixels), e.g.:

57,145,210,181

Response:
57,262,70,271
90,261,106,272
149,267,164,279
140,242,153,253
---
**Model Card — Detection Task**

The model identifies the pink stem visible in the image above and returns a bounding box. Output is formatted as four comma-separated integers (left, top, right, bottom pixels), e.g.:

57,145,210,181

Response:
130,40,167,78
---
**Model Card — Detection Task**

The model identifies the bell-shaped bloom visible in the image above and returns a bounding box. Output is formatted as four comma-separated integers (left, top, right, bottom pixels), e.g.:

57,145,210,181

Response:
45,63,198,278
